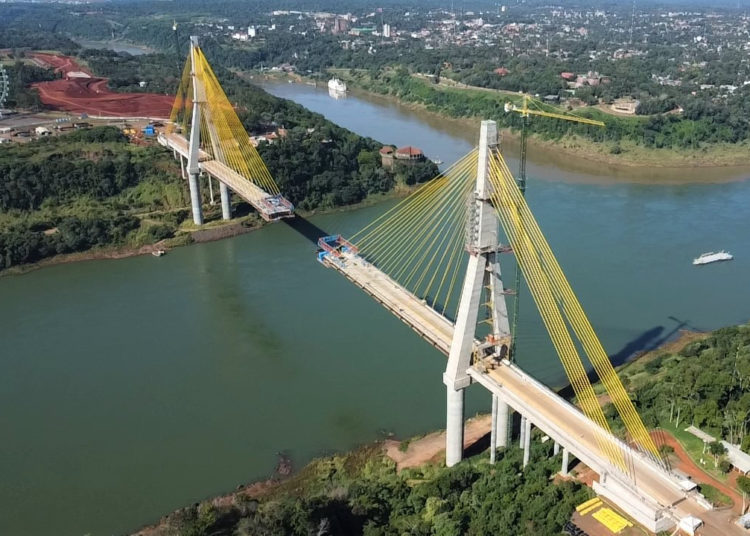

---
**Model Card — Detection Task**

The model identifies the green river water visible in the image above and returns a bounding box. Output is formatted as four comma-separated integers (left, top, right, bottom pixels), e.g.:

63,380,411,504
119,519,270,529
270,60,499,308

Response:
1,81,749,535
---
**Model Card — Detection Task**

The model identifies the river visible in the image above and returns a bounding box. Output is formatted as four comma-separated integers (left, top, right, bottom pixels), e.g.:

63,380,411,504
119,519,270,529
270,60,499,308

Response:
74,39,153,56
1,81,749,536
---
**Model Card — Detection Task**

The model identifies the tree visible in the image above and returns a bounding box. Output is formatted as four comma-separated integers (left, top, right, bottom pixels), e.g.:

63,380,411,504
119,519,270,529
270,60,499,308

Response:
708,441,727,468
738,476,750,513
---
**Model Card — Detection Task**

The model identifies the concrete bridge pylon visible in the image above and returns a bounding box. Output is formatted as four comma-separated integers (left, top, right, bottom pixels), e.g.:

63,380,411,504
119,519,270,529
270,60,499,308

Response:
186,35,204,226
443,120,512,467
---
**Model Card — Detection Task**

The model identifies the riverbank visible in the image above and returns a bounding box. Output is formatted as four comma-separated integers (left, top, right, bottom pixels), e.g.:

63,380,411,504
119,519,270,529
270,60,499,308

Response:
0,189,408,277
128,328,712,536
300,69,750,171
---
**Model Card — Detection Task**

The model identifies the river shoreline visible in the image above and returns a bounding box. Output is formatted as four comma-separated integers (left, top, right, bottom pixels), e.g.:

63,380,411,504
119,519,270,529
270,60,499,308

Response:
0,190,406,278
268,72,750,173
128,328,703,536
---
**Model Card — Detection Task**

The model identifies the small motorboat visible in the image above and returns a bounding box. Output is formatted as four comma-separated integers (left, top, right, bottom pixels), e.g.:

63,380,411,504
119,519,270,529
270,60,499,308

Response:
693,251,732,265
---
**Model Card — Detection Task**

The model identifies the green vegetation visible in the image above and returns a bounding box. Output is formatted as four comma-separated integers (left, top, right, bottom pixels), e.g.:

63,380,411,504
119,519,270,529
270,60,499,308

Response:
0,127,186,270
0,49,437,271
336,69,744,153
0,27,80,55
614,325,750,447
3,61,58,110
597,325,750,485
697,483,732,507
80,48,181,95
165,441,590,536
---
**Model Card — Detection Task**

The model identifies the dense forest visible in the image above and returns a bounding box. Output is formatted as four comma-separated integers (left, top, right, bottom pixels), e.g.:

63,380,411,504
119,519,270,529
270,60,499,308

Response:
609,325,750,449
0,127,186,270
3,61,58,110
153,441,589,536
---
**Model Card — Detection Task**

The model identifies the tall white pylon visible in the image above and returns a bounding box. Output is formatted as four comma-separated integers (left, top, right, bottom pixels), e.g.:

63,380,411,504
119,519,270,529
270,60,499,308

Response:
443,120,512,467
186,35,204,225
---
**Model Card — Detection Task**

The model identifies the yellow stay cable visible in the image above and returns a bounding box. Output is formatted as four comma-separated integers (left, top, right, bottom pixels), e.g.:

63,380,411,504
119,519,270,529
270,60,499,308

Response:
490,152,660,461
353,150,478,245
358,153,477,264
381,161,476,277
487,155,626,471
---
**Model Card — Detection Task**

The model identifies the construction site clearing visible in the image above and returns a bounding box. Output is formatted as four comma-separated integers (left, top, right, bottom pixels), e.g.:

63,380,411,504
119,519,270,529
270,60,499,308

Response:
0,113,163,145
29,53,172,119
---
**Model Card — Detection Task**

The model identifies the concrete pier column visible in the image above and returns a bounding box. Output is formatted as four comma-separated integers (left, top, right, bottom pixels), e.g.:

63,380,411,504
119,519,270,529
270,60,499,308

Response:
188,173,203,225
490,395,498,464
561,447,570,475
180,156,186,179
496,399,509,448
445,386,465,467
554,441,560,456
522,418,531,467
519,415,527,448
207,174,215,205
220,182,231,220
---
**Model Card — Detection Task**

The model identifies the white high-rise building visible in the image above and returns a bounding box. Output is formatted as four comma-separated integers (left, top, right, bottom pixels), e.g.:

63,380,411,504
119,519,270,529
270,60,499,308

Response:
383,23,392,38
248,26,257,38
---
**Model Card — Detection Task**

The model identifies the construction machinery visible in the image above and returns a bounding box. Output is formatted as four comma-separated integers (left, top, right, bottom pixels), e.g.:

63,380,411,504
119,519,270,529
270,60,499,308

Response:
504,95,605,359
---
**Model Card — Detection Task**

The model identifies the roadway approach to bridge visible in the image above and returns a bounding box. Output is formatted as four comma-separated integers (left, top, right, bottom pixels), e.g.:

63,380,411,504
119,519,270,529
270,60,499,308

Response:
317,120,743,536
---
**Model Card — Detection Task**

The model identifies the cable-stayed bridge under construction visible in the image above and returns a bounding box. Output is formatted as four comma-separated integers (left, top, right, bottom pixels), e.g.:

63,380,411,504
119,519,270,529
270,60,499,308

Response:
155,39,739,535
318,122,739,535
158,36,294,224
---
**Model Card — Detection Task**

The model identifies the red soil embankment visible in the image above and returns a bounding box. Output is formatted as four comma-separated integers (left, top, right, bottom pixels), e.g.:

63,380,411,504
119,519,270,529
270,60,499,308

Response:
30,53,173,118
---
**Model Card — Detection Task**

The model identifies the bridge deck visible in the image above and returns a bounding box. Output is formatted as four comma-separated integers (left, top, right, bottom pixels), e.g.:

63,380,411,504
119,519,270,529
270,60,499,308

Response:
322,251,457,355
159,132,294,221
474,362,684,506
321,250,726,529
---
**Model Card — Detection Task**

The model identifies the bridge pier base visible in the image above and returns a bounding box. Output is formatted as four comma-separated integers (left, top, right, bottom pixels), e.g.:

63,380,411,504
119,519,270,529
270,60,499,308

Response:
188,172,204,225
180,156,186,180
519,415,527,448
560,447,570,475
445,386,464,467
522,417,531,467
553,441,560,456
220,182,232,220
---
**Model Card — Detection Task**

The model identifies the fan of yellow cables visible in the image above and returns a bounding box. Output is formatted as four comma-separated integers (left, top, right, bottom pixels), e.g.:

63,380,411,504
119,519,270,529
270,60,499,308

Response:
486,149,663,469
167,58,192,133
167,47,280,195
350,150,478,318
